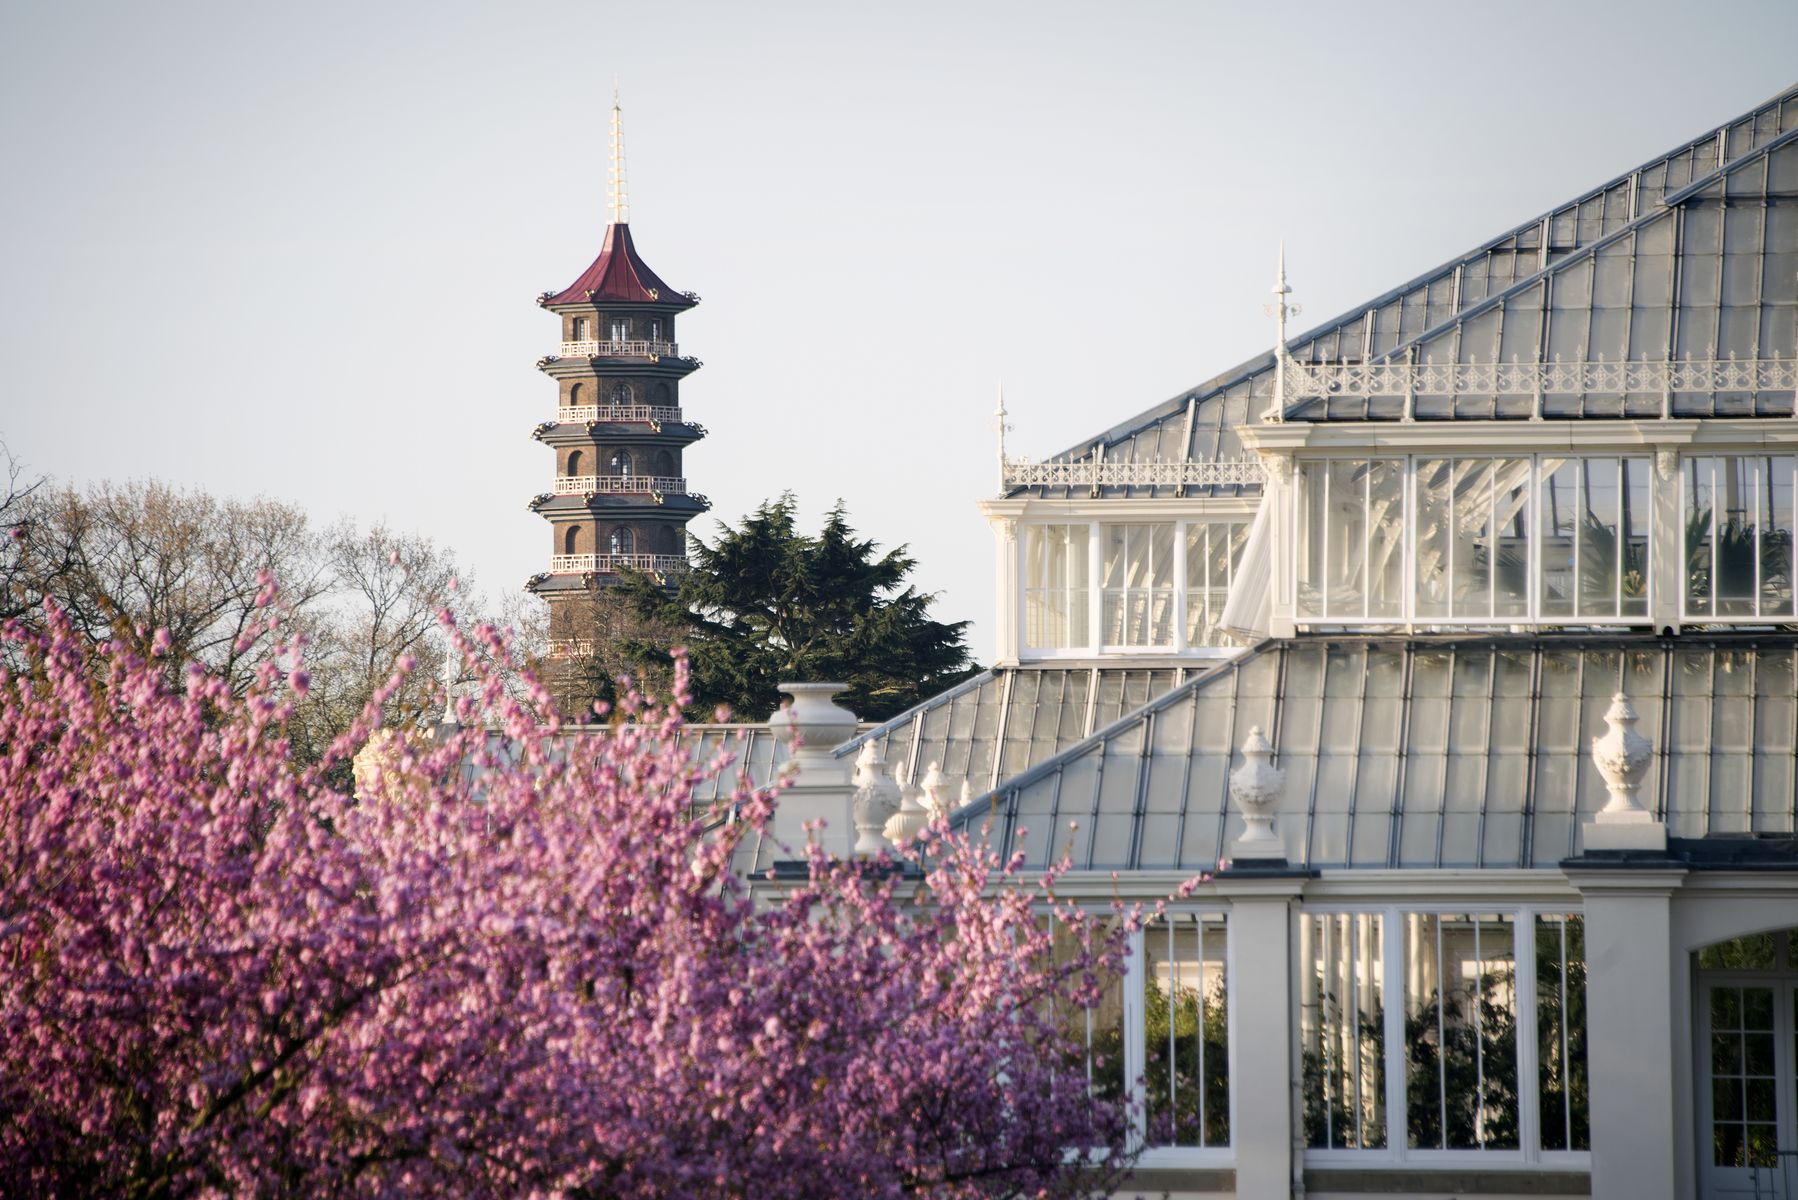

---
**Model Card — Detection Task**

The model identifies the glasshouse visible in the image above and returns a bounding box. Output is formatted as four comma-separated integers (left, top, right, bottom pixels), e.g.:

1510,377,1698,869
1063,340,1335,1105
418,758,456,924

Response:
717,83,1798,1200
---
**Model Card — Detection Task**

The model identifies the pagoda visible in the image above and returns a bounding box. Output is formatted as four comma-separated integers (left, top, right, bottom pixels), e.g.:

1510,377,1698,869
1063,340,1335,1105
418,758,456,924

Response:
526,93,707,705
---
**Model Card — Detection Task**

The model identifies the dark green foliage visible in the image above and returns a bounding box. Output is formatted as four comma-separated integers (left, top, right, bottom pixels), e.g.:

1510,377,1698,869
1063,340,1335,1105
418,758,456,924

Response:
615,495,978,722
1404,967,1519,1150
1301,994,1386,1149
1140,976,1229,1146
1536,917,1590,1152
1686,508,1793,606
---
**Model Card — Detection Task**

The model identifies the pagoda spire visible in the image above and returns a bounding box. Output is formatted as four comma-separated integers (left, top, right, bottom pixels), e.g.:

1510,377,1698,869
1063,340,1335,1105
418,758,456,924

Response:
609,84,629,227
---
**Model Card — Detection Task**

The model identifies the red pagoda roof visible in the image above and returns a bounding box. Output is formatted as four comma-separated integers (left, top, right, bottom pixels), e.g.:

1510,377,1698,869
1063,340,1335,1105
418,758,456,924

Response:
544,223,695,308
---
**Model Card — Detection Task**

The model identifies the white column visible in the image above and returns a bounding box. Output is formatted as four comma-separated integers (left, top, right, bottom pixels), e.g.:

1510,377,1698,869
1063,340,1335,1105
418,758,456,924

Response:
1266,455,1296,638
1649,448,1682,632
1563,867,1688,1200
1215,874,1307,1200
993,518,1020,665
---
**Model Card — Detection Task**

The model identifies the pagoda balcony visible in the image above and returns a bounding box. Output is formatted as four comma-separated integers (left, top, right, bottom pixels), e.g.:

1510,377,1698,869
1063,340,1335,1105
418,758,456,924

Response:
557,339,679,360
553,474,688,498
548,554,690,576
557,404,684,426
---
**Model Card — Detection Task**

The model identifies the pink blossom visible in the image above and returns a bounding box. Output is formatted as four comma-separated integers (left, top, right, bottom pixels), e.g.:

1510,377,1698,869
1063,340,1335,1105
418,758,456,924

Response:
0,598,1157,1199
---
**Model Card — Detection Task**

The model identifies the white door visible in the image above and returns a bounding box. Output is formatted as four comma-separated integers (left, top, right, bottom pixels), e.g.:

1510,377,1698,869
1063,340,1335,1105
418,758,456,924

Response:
1698,975,1797,1198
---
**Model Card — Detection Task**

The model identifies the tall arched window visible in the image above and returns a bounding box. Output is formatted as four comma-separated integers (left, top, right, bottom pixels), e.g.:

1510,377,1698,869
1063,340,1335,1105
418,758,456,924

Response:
566,449,583,477
610,381,632,405
568,381,585,406
651,382,672,405
609,449,632,476
563,525,581,554
653,450,674,477
609,527,635,555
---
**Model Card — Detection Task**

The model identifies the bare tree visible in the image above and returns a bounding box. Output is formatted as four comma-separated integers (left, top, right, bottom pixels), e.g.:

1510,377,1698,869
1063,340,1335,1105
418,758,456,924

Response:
0,443,78,625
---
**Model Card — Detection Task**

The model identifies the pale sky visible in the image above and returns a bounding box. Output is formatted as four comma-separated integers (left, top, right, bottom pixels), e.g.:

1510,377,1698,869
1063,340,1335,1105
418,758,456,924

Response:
4,0,1797,664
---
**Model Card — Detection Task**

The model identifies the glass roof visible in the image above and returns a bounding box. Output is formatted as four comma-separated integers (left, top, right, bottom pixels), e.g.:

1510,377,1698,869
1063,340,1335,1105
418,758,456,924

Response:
957,634,1798,872
835,664,1205,798
1010,83,1798,500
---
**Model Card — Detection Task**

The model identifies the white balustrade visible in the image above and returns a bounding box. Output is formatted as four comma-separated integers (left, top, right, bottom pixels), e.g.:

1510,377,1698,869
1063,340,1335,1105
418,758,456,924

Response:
1282,356,1798,400
547,554,691,575
556,405,683,425
552,475,688,496
1001,458,1265,489
557,339,680,359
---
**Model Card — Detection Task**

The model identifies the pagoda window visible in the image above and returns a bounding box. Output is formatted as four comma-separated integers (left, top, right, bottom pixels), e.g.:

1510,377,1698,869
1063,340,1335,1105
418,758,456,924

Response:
609,527,635,555
570,317,590,341
609,318,629,342
1683,454,1797,620
653,450,674,476
566,449,583,477
1024,524,1089,650
610,382,633,405
608,450,632,477
1102,523,1176,647
563,525,581,555
647,318,663,342
568,382,585,407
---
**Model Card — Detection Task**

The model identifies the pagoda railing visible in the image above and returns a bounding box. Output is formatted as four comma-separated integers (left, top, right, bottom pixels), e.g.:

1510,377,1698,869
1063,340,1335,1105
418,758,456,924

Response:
558,404,683,425
558,339,679,359
553,475,688,497
548,554,690,575
1282,356,1798,401
1001,458,1265,489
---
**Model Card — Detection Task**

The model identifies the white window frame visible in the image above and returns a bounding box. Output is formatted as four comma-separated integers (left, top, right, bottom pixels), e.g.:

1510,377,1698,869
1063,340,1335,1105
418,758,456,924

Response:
1016,518,1252,661
1679,453,1798,623
1293,454,1655,630
1299,903,1592,1173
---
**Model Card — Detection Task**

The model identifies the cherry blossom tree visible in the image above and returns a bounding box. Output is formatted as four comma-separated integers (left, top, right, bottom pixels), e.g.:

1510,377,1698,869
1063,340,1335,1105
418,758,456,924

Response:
0,589,1159,1199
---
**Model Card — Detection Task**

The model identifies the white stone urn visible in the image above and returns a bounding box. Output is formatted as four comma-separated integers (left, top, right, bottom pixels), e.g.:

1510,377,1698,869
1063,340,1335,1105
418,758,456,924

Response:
883,759,932,847
1591,692,1653,822
851,742,901,857
771,682,859,782
1228,725,1285,858
919,762,951,820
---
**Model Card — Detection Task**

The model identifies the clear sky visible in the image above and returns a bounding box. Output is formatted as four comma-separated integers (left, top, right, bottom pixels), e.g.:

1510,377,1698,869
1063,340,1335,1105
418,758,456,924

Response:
4,0,1797,666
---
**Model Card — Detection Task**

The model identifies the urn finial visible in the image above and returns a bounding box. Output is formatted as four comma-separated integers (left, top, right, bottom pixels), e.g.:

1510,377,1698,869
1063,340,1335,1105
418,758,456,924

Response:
851,742,901,857
1590,692,1653,821
1228,726,1286,859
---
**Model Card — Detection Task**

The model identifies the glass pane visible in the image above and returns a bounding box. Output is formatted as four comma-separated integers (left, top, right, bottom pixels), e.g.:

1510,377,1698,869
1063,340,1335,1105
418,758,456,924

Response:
1026,524,1089,649
1708,985,1778,1168
1102,523,1175,647
1142,914,1230,1147
1535,914,1590,1151
1185,521,1249,647
1699,932,1780,971
1406,913,1520,1150
1046,915,1126,1105
1301,912,1387,1149
1540,458,1576,618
